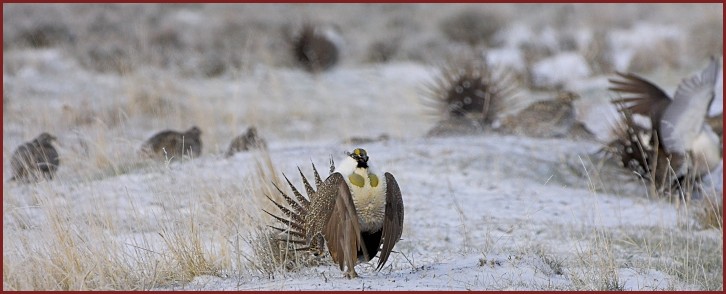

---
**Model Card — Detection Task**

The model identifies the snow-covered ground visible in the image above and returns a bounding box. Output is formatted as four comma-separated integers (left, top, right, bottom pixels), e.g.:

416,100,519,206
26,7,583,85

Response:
3,3,723,290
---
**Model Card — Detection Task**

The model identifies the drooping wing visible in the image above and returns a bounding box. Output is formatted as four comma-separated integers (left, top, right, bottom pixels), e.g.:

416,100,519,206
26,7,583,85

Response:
609,71,672,126
660,58,720,155
376,172,404,271
305,172,364,272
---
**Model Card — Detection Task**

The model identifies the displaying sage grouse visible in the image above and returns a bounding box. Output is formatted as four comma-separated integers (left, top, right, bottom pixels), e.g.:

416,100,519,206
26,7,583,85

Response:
292,23,340,72
225,126,267,157
610,57,721,188
141,126,202,161
602,108,656,177
9,132,60,182
265,148,404,278
424,58,518,137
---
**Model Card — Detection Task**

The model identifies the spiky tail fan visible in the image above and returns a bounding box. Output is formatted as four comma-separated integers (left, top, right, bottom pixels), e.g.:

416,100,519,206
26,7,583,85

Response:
263,162,330,255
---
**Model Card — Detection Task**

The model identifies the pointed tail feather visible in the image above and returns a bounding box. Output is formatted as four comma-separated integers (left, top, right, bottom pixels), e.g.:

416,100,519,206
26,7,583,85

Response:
271,182,307,216
298,166,317,202
282,173,311,209
262,208,305,232
311,161,324,189
264,192,305,224
264,165,331,257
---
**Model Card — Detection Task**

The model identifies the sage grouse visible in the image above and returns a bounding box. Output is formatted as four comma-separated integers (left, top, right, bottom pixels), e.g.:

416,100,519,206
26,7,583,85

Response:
610,57,721,186
292,23,340,72
498,91,594,140
10,132,60,182
225,126,267,157
424,58,518,137
141,126,202,161
265,148,404,278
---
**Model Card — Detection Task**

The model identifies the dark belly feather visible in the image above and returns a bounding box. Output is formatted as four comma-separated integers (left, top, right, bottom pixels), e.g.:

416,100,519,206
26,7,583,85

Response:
359,229,382,262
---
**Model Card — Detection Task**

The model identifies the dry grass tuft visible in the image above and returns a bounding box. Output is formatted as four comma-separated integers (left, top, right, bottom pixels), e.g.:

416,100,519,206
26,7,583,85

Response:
531,245,565,276
240,226,325,279
158,216,222,283
570,229,624,290
3,189,173,290
618,226,723,290
693,193,723,230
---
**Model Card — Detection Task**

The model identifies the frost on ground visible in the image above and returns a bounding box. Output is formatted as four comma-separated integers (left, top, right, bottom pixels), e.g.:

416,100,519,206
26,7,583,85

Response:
3,3,723,291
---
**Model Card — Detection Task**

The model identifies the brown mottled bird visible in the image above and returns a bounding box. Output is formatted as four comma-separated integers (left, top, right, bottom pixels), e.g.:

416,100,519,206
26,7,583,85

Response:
141,126,202,161
498,91,594,140
225,126,267,157
292,24,339,73
265,148,404,278
610,57,721,183
10,132,60,182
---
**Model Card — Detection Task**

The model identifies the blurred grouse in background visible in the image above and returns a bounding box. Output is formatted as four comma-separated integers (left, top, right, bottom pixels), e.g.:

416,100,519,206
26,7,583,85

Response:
10,132,60,182
141,126,202,161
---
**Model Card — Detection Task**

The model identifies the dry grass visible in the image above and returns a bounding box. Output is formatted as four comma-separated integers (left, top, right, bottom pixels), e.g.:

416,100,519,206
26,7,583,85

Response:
693,193,723,230
566,166,626,290
565,152,723,290
3,186,174,290
618,226,723,290
1,145,301,290
157,215,223,284
240,226,326,279
216,148,334,284
569,228,625,291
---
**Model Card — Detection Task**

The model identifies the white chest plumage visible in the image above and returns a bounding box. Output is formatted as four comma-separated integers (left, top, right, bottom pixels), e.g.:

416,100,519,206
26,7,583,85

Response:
689,126,722,176
335,157,387,232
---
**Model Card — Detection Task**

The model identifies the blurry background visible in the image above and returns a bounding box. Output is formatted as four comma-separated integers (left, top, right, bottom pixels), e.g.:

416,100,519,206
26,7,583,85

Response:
4,3,722,178
2,4,723,290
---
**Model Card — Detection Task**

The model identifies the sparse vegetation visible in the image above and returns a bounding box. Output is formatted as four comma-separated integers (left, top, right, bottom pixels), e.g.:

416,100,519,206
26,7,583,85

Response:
693,194,723,230
618,226,723,290
3,3,722,291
